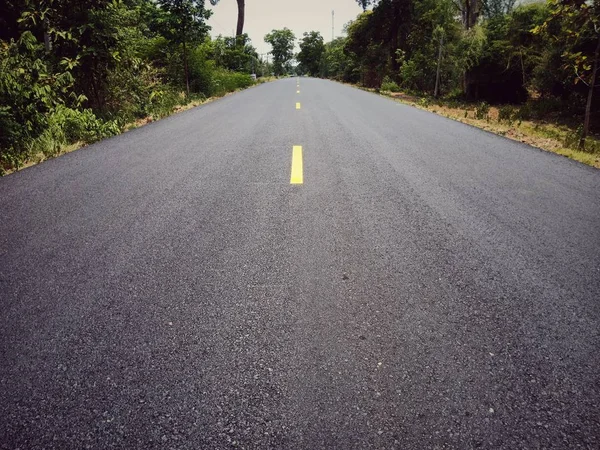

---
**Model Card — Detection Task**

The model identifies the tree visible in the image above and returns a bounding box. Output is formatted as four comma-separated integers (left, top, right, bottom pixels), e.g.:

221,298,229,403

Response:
401,0,462,95
535,0,600,149
209,0,245,37
320,36,358,81
0,31,75,163
157,0,211,96
453,0,480,29
481,0,516,19
297,31,325,76
264,28,295,76
344,10,393,87
212,33,257,72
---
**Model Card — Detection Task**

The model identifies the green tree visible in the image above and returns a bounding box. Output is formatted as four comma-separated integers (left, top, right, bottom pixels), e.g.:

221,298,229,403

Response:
481,0,516,19
0,31,74,169
345,10,389,87
535,0,600,148
320,36,358,82
157,0,211,96
400,0,462,95
212,33,257,73
297,31,325,76
264,28,295,76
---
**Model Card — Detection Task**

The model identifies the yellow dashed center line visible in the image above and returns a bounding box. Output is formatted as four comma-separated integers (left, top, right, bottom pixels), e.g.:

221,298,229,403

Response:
290,146,303,184
291,84,303,184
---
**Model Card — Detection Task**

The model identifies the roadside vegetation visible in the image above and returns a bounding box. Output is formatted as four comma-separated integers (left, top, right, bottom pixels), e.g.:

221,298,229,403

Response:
3,0,599,174
295,0,600,168
0,0,272,176
372,91,600,167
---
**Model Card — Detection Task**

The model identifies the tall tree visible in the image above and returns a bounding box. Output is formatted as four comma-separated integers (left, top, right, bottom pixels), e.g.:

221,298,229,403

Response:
209,0,245,37
264,28,295,76
297,31,325,76
481,0,516,19
345,10,389,86
158,0,211,96
212,33,257,72
535,0,600,149
320,37,358,81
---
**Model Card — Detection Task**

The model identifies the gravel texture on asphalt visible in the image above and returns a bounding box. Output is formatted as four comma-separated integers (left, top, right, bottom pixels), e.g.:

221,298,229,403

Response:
1,78,599,449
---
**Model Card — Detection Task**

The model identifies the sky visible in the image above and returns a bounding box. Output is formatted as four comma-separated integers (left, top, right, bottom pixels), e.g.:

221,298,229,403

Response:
207,0,365,58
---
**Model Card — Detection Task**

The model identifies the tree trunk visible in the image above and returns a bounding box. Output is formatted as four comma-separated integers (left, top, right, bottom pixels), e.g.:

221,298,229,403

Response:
461,0,479,98
43,18,52,52
434,33,444,98
236,0,245,36
183,38,190,96
464,0,479,29
519,50,526,85
580,34,600,150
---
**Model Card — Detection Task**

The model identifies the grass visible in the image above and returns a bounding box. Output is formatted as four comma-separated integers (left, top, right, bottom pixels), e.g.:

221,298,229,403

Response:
368,87,600,169
2,77,275,176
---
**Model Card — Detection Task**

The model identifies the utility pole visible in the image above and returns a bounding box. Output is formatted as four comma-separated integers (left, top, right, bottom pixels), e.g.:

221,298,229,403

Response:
332,10,335,41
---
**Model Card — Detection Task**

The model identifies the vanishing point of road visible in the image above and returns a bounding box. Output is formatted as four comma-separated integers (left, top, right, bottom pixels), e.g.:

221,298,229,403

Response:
1,78,599,449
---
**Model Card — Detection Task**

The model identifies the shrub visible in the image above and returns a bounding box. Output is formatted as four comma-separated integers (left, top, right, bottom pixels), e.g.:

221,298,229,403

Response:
563,125,583,150
498,105,516,124
381,76,400,92
530,97,562,119
515,103,532,121
49,106,120,144
24,106,120,159
475,102,490,120
210,69,254,97
147,87,185,119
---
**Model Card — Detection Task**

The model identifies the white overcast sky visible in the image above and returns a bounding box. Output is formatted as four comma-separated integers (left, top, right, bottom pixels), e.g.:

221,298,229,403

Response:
207,0,365,57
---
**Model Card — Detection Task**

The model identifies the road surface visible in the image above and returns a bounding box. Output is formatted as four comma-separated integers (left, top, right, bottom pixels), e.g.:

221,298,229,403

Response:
1,78,599,449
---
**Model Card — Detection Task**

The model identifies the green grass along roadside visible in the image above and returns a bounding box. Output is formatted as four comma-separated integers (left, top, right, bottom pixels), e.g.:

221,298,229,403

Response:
7,77,596,175
1,76,277,177
354,84,600,169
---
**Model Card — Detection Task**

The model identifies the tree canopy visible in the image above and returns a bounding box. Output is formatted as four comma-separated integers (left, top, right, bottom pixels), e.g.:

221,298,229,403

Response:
0,0,263,174
264,28,296,76
320,0,596,145
297,31,325,76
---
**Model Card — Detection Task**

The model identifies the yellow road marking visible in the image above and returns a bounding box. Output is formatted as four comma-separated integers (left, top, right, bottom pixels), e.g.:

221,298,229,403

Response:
290,146,303,184
296,102,301,110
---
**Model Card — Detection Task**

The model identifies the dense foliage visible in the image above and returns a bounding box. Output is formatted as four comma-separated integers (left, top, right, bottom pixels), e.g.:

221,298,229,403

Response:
312,0,599,147
297,31,325,76
2,0,599,173
264,28,296,76
0,0,265,174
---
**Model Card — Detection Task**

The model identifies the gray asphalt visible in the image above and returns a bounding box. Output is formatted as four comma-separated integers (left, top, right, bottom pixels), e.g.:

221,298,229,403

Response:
1,78,599,449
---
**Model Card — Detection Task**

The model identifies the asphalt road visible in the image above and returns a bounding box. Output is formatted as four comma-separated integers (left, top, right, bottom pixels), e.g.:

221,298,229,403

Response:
1,78,599,449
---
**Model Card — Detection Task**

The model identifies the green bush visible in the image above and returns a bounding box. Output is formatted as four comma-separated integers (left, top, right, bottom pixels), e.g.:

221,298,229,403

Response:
381,76,400,92
475,102,490,120
418,97,431,108
24,106,120,159
563,125,583,150
210,69,254,97
50,106,120,144
498,105,516,124
147,87,185,119
530,97,562,119
515,103,532,121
